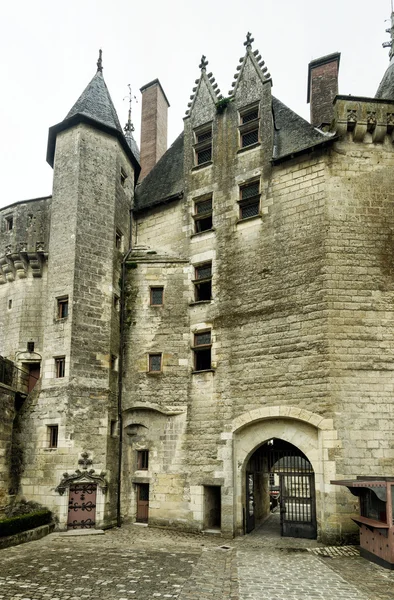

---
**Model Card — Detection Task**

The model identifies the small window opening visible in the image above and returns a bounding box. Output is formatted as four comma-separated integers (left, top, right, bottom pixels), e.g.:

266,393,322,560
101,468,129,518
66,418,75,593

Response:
193,196,213,233
194,125,212,166
55,357,65,378
47,425,58,448
27,341,34,353
148,353,162,372
113,294,120,312
120,168,127,187
193,331,212,371
57,296,69,319
110,355,119,371
150,287,164,306
137,450,149,470
110,420,118,437
5,216,13,232
193,262,212,301
239,180,260,220
239,105,260,148
115,229,124,250
8,299,12,309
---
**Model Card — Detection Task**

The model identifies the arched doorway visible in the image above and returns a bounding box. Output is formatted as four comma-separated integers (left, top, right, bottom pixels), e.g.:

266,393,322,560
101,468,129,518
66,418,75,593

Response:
245,438,317,539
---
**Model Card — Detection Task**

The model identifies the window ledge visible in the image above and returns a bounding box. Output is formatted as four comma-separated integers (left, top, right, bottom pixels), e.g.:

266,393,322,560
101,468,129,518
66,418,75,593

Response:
55,317,68,323
189,300,212,306
147,371,162,376
237,142,261,154
192,161,213,172
236,214,262,224
43,448,58,452
190,228,216,238
191,369,215,375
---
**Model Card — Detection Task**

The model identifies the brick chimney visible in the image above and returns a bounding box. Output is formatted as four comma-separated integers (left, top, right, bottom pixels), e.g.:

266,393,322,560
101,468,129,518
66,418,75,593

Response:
307,53,340,128
139,79,170,180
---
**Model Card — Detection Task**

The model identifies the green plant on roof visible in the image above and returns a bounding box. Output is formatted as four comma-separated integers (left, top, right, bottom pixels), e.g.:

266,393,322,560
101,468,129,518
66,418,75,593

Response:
216,97,233,114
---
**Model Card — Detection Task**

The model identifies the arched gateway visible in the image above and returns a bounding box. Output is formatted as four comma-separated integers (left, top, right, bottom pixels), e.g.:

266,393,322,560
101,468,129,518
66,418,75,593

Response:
245,439,317,539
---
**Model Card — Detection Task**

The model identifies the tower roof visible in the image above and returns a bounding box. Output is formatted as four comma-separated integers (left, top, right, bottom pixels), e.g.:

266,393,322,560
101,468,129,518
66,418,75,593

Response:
376,11,394,100
46,51,140,173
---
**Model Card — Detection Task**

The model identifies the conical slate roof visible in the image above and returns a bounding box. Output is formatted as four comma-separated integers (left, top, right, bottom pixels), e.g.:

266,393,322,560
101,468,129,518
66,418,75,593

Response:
65,70,123,133
375,57,394,100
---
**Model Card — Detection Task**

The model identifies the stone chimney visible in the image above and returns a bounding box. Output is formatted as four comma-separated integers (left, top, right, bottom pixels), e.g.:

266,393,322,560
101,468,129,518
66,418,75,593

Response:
139,79,170,180
307,52,340,128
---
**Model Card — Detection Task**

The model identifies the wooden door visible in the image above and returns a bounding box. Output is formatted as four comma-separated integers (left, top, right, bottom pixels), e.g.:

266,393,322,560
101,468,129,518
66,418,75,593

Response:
136,483,149,523
67,483,97,529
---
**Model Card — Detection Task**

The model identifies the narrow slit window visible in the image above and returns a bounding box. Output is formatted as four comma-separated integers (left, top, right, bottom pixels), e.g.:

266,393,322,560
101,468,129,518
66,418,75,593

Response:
239,104,260,148
193,330,212,372
148,353,162,372
55,357,65,378
5,216,13,232
193,262,212,302
150,287,164,306
47,425,58,448
115,229,124,250
111,355,118,371
120,168,127,187
193,196,213,233
137,450,149,470
27,341,35,353
57,296,69,319
194,125,212,166
239,181,260,220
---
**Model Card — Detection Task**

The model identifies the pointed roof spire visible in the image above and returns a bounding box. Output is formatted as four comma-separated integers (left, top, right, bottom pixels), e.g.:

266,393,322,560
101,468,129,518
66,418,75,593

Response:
123,84,140,162
96,48,103,73
376,8,394,99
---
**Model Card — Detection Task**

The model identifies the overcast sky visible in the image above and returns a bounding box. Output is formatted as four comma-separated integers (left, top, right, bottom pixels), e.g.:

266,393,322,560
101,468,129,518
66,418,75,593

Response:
0,0,391,208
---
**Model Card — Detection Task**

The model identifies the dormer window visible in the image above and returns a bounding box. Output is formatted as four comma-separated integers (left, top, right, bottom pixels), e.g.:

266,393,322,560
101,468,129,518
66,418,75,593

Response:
239,104,260,148
194,124,212,166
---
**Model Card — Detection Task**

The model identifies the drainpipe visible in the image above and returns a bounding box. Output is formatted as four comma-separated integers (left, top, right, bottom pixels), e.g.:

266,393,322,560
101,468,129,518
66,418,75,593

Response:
116,207,134,528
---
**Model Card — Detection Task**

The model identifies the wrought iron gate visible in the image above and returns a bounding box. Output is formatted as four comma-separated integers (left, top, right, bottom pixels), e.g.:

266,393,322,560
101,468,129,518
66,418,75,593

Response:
67,483,97,529
280,472,316,539
245,472,255,533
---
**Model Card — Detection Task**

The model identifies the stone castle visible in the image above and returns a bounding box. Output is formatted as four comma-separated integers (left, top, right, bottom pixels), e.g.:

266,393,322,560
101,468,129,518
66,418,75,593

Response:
1,21,394,542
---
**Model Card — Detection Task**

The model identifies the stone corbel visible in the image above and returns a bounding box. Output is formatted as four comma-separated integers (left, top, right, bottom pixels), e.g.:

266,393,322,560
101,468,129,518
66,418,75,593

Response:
353,121,368,142
27,253,43,278
0,256,15,282
11,253,28,279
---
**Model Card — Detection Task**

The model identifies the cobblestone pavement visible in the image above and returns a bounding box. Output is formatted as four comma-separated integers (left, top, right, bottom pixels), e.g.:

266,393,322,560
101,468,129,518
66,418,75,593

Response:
0,516,393,600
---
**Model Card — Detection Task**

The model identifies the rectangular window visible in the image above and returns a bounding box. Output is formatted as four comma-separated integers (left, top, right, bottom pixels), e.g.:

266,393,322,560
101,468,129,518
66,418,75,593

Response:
115,229,123,250
239,181,260,220
5,216,13,232
47,425,58,449
57,296,69,319
110,355,118,371
193,196,213,233
193,262,212,302
194,124,212,166
137,450,149,470
193,330,212,372
148,353,162,372
150,286,164,306
27,341,35,353
55,357,65,378
239,104,260,148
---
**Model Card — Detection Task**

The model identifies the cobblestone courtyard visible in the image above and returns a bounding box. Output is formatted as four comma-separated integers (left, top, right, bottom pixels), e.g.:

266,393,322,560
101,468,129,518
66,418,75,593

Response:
0,516,393,600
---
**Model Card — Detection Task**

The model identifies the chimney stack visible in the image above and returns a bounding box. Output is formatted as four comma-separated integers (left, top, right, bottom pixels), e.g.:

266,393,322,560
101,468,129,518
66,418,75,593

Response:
139,79,170,180
307,52,340,129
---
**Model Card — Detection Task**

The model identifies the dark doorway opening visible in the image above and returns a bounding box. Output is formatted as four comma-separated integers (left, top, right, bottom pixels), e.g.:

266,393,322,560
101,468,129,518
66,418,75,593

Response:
245,438,317,539
203,485,221,530
136,483,149,523
22,362,40,393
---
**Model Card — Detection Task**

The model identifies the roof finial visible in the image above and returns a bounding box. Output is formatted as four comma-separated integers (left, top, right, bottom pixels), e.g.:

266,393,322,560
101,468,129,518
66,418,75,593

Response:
244,32,254,49
123,84,136,135
97,49,103,73
199,55,208,71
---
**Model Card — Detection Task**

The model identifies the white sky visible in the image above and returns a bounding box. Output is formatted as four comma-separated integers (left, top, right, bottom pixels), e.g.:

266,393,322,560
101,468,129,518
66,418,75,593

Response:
0,0,391,208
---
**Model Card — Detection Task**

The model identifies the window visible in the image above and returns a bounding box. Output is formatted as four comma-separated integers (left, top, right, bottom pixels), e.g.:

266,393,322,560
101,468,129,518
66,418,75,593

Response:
193,196,213,233
193,330,212,372
57,296,68,319
239,181,260,220
110,420,118,437
239,104,260,148
27,341,34,353
5,216,13,232
110,355,118,371
47,425,58,449
150,287,164,306
113,294,120,312
8,299,12,310
55,357,65,378
137,450,149,470
148,353,162,373
193,262,212,302
115,229,123,250
194,124,212,166
120,168,127,187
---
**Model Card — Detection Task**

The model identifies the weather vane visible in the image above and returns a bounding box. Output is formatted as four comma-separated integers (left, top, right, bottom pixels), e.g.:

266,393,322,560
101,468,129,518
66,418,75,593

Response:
124,84,137,134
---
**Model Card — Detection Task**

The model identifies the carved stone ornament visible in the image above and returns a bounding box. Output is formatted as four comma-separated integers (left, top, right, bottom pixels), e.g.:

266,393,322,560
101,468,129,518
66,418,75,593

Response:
347,109,357,123
55,452,108,496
